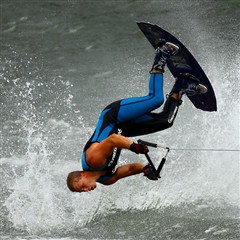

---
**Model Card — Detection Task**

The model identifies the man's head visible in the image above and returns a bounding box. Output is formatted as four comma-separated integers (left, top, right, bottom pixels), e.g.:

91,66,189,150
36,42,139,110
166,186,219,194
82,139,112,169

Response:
66,171,97,192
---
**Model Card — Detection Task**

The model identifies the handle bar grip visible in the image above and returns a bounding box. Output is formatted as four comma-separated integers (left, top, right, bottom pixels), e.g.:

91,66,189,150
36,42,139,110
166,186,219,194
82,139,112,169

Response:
137,139,157,148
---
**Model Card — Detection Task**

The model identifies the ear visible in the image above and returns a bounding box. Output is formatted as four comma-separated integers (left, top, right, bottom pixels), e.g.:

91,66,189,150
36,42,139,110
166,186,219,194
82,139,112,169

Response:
81,171,87,177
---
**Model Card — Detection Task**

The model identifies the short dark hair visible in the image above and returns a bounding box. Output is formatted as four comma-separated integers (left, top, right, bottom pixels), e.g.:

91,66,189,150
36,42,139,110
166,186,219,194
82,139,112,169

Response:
66,171,83,192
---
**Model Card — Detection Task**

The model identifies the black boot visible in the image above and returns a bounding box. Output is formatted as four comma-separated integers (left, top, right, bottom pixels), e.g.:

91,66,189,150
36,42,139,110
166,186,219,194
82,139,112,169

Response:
151,41,179,73
171,73,208,96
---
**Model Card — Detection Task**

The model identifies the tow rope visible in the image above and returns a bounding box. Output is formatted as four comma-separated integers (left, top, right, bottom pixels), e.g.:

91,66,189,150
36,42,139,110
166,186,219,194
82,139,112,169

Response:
137,139,239,179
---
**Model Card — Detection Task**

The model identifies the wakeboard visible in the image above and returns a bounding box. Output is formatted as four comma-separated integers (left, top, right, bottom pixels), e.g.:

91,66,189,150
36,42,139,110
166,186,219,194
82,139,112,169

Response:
137,22,217,112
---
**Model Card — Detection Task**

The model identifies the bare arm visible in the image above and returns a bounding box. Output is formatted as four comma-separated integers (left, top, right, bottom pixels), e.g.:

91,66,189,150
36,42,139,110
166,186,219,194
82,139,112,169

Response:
86,134,133,168
101,163,145,185
101,133,133,149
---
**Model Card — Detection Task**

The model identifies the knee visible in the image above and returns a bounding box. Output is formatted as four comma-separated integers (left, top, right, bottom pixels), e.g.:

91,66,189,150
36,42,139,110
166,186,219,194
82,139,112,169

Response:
165,120,173,129
151,94,164,109
158,95,164,106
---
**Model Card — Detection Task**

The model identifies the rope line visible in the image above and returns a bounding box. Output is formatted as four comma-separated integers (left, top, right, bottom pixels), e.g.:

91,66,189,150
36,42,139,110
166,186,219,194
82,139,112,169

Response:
171,148,239,152
158,146,240,152
138,139,240,152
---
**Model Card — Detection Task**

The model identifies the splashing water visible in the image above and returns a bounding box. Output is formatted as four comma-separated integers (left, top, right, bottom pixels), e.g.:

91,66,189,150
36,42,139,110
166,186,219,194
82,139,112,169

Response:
2,34,240,236
1,1,239,238
1,50,89,234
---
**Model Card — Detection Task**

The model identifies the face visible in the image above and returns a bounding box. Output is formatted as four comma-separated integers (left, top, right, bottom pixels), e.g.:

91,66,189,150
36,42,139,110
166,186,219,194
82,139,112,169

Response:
74,175,97,192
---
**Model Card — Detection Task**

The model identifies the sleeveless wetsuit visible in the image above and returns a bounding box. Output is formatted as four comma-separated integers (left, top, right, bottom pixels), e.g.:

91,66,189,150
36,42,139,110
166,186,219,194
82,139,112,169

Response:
82,73,180,183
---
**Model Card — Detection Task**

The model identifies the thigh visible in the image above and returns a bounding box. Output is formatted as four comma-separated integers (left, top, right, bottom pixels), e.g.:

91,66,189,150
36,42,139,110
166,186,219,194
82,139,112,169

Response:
93,73,165,141
123,97,181,136
105,73,164,123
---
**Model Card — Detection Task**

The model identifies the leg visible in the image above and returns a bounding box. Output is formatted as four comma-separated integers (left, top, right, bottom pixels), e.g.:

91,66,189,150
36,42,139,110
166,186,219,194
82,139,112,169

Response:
89,41,180,142
89,73,164,143
116,73,164,122
105,40,180,123
120,95,182,137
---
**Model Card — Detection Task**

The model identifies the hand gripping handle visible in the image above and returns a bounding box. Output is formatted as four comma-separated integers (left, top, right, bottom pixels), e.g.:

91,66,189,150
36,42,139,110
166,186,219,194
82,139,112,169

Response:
137,139,157,148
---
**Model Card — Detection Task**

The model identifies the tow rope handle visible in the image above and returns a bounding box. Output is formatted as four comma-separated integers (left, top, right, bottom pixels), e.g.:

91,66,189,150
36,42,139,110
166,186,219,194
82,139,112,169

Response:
138,139,169,178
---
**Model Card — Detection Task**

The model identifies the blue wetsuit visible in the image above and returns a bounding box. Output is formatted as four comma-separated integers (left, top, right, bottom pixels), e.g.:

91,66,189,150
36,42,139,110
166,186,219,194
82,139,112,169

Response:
82,73,180,183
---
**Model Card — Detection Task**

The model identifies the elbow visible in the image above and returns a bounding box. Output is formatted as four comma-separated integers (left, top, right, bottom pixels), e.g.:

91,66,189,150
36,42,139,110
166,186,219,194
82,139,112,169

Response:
108,133,119,144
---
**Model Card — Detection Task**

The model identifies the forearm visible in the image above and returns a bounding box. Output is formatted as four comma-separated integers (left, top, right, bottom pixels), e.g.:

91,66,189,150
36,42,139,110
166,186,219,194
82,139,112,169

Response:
106,134,148,154
107,134,133,150
128,163,145,175
102,163,145,185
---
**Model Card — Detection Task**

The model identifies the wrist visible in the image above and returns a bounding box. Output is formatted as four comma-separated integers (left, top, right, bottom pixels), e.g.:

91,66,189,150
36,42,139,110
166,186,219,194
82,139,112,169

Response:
130,142,149,154
129,142,136,152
